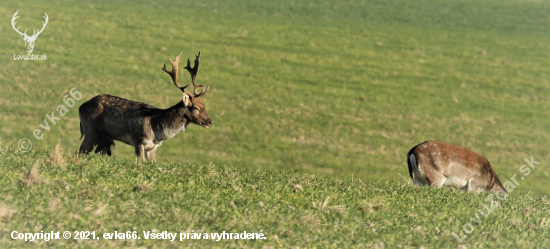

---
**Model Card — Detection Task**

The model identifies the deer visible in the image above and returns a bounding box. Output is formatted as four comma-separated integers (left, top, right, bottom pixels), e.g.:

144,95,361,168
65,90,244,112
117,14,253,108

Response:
78,52,212,161
407,141,507,194
11,10,49,54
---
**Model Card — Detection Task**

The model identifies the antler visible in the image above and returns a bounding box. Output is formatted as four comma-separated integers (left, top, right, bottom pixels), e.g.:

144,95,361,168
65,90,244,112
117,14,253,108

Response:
11,11,27,37
184,51,209,97
31,13,48,38
11,11,49,39
162,53,194,97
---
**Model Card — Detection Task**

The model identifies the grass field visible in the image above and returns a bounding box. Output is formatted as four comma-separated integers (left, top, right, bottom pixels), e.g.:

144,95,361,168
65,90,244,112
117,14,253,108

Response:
0,0,549,247
1,149,549,248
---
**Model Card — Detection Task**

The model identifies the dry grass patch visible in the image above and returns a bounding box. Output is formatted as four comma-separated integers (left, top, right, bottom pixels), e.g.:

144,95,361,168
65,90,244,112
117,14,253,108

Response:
49,143,65,167
48,197,61,212
0,204,17,220
313,196,346,213
23,161,42,187
362,197,386,213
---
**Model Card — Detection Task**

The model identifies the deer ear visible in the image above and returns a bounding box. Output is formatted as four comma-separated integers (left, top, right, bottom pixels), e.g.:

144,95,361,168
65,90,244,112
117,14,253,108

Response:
182,93,192,107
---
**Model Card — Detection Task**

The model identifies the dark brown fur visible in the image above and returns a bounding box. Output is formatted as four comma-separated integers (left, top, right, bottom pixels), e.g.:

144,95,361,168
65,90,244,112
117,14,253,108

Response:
78,52,212,160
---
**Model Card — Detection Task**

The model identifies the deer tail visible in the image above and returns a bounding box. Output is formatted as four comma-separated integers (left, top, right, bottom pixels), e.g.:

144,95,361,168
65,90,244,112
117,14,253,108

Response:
407,151,418,179
407,141,430,179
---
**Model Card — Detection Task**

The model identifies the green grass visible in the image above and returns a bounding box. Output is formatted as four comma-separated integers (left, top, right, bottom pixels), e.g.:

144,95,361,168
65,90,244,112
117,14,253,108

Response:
0,0,549,247
1,148,549,248
1,0,548,195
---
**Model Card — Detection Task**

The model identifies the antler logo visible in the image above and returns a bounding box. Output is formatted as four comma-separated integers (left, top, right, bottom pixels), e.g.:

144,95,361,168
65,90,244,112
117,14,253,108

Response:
11,10,49,54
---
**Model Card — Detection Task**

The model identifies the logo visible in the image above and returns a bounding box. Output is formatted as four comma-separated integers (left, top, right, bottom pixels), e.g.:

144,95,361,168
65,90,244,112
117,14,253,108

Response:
11,10,48,60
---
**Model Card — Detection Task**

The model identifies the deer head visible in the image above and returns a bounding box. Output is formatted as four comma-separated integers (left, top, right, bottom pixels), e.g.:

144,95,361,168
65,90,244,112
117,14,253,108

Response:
11,11,49,54
162,52,212,128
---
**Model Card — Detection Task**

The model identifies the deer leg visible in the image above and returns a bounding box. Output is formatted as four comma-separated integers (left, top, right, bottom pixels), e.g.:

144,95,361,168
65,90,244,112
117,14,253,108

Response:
148,145,159,160
145,150,153,160
134,146,140,164
102,142,113,156
140,145,146,161
95,138,114,156
143,144,160,160
144,148,150,160
79,135,98,155
427,173,446,188
465,178,484,193
134,144,146,164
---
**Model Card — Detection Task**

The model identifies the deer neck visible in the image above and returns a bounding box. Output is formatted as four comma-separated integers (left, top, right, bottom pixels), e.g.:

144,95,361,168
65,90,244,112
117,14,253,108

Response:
150,101,191,142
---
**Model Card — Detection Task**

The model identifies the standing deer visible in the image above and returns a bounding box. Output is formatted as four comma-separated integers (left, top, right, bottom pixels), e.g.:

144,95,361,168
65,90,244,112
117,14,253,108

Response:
78,52,212,161
407,141,507,193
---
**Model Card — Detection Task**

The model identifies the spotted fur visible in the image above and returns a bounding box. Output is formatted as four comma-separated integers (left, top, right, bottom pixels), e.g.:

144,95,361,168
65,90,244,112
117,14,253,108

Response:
407,141,506,193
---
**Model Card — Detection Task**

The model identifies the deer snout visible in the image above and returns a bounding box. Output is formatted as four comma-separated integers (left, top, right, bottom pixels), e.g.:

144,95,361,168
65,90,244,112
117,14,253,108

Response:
199,119,213,128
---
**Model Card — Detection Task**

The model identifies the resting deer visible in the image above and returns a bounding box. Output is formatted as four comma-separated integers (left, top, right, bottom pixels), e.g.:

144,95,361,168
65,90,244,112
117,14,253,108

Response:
407,141,506,193
78,52,212,161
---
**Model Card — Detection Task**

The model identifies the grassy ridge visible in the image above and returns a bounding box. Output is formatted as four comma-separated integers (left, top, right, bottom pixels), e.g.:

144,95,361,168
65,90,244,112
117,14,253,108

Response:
0,148,548,248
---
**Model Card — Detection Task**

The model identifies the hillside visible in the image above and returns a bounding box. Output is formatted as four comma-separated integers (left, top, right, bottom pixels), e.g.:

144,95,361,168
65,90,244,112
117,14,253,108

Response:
0,0,548,195
0,148,548,248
